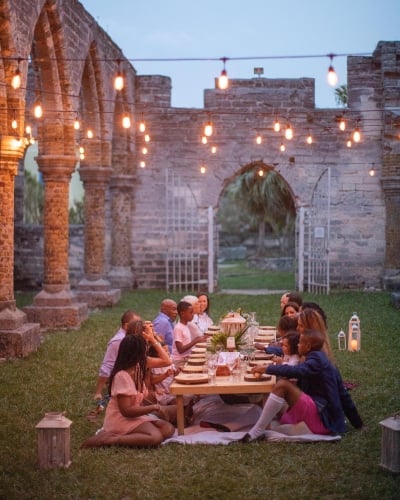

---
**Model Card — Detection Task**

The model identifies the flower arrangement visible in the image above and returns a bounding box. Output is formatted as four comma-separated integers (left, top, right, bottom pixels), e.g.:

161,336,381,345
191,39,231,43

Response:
209,309,250,352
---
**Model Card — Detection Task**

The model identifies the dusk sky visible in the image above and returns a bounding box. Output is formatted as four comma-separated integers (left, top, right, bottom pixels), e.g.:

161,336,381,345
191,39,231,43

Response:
80,0,399,109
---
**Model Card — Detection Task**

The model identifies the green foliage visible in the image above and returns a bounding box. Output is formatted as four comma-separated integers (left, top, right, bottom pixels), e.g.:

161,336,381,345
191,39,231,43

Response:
2,290,400,499
218,261,295,290
69,198,85,224
335,84,348,107
23,168,44,224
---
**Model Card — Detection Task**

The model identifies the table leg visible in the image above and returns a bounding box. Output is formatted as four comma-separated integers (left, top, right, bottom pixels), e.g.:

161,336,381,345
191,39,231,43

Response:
176,395,185,435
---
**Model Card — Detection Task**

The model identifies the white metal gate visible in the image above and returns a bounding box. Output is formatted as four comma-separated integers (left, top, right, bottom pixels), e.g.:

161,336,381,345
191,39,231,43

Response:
296,167,331,294
165,169,213,292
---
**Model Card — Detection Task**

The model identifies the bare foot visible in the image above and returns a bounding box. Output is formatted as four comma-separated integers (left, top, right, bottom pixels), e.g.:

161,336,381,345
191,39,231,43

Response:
81,430,116,448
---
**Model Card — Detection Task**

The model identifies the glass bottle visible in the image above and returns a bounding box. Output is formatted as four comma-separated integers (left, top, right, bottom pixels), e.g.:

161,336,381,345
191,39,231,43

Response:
338,329,346,350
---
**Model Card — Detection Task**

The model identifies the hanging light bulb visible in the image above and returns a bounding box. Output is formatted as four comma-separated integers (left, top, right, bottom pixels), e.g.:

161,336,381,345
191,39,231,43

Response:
79,146,85,155
280,142,286,152
339,116,346,131
11,118,17,129
306,131,313,144
346,138,352,148
204,120,213,137
200,164,206,174
139,116,146,133
87,129,94,139
273,117,281,132
211,145,217,154
369,163,376,177
327,54,338,87
144,133,150,142
353,122,361,143
258,168,264,177
11,59,21,89
122,114,131,129
25,125,32,135
140,160,146,168
256,132,262,145
201,135,208,145
218,57,229,90
73,116,80,130
285,124,293,140
114,59,124,91
34,102,43,119
142,146,148,155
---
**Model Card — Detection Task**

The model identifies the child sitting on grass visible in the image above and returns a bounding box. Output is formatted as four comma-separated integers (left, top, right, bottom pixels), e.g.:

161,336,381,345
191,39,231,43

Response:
242,329,363,442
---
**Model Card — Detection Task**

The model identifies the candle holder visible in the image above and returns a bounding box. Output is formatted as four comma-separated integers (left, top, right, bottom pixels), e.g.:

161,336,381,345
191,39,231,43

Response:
36,412,72,469
348,313,361,351
379,414,400,473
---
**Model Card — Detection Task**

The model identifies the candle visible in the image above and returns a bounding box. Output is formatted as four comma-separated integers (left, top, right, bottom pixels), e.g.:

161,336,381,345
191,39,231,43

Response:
226,337,235,350
350,339,358,351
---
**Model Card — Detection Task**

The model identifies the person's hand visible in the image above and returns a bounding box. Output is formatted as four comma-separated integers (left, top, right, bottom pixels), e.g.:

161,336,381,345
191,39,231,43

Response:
254,342,265,350
196,335,208,343
142,321,156,343
93,393,102,401
273,356,283,364
251,365,266,375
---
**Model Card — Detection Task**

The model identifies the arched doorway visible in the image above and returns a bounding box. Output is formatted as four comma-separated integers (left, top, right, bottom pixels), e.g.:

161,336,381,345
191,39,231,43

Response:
216,161,296,291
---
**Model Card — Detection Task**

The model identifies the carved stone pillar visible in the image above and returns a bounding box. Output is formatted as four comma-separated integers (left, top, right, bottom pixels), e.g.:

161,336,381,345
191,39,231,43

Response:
24,155,88,329
75,165,121,307
0,136,41,357
107,174,135,289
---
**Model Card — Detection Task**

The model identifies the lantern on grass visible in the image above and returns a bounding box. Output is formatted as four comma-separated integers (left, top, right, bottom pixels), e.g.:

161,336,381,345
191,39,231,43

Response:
36,412,72,469
379,414,400,473
348,312,361,351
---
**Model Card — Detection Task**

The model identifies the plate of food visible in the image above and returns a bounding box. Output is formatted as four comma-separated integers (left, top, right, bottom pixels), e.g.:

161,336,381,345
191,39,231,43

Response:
244,373,272,382
174,373,209,384
192,347,207,354
248,359,274,367
254,352,275,360
196,342,208,348
189,352,207,358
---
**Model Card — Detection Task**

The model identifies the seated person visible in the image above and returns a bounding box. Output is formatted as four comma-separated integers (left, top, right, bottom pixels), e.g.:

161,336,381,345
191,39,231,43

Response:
82,335,175,448
172,301,207,367
153,299,178,352
255,315,298,356
196,292,214,333
274,331,300,366
243,329,363,441
181,295,203,340
281,301,300,318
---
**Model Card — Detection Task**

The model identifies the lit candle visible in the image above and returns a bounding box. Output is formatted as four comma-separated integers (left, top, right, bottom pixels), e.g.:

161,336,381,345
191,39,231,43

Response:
350,339,358,351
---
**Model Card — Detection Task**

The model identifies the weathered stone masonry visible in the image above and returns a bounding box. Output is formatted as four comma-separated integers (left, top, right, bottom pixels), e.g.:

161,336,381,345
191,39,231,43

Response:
0,1,399,359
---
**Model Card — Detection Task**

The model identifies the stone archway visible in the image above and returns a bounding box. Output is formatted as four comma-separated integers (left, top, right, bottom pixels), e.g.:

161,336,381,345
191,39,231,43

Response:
216,161,296,290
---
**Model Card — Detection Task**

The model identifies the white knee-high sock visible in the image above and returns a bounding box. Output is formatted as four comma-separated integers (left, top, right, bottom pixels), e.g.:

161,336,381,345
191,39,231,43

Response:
248,393,285,439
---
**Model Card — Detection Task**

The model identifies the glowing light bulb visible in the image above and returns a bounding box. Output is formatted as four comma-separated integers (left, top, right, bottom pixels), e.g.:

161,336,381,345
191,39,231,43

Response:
140,161,146,168
306,133,313,145
114,72,124,91
201,136,208,145
11,68,21,90
74,117,80,130
258,169,264,177
142,146,148,155
339,117,346,131
79,146,85,154
273,118,281,132
256,133,262,145
211,146,217,154
87,129,94,139
218,69,228,90
353,127,361,143
204,122,213,137
280,142,286,152
80,152,85,160
34,103,42,119
139,120,146,133
122,114,131,128
200,165,206,174
285,124,293,140
369,164,376,177
346,139,352,148
144,133,150,142
11,118,17,129
25,125,31,135
327,55,338,87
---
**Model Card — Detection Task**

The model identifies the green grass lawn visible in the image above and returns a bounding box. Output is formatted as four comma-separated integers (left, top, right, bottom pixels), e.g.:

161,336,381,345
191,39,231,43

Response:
218,260,295,290
1,289,399,499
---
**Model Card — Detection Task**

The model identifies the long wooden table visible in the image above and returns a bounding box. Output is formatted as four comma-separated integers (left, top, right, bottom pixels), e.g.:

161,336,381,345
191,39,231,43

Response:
170,375,275,435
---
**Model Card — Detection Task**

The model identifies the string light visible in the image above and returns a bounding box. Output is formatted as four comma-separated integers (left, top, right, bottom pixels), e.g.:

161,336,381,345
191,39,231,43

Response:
217,57,229,90
273,117,281,132
306,131,313,144
256,131,262,144
258,168,264,177
73,116,81,130
140,160,146,168
11,59,21,90
144,133,150,142
339,116,346,131
122,114,131,128
138,117,146,133
114,59,124,91
285,124,293,140
346,138,352,148
142,146,148,154
33,102,43,118
280,142,286,152
201,135,208,145
327,53,338,87
369,163,376,176
204,119,213,137
87,129,94,139
200,164,206,174
353,121,361,143
211,145,217,154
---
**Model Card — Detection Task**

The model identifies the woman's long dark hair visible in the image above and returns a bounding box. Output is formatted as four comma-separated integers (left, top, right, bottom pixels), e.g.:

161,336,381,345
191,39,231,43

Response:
109,334,148,393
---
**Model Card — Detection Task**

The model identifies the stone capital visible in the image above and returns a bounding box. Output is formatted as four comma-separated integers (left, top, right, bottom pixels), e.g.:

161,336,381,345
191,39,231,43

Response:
0,135,26,175
36,154,78,181
78,165,113,186
110,174,136,192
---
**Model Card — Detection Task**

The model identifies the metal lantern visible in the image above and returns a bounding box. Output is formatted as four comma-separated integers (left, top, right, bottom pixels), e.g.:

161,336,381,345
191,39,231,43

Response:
348,312,361,351
380,414,400,473
36,412,72,469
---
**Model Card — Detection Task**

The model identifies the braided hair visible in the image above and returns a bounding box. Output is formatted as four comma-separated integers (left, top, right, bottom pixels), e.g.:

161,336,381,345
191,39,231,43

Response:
109,334,148,393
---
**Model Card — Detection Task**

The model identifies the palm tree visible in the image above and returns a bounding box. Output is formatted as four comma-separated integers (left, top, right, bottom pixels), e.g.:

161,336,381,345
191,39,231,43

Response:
335,84,348,107
232,163,295,256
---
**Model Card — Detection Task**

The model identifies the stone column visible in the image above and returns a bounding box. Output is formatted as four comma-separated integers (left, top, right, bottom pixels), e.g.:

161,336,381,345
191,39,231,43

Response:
24,155,88,329
75,165,121,307
0,136,41,358
107,174,135,289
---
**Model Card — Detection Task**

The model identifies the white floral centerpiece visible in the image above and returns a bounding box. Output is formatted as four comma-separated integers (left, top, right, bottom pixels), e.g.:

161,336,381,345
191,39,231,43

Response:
209,310,249,352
